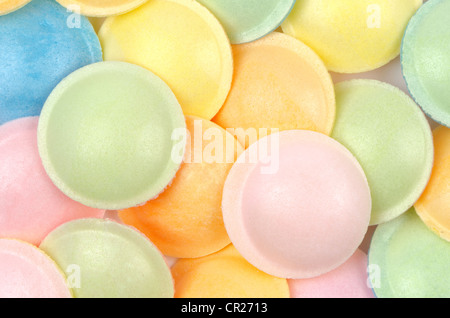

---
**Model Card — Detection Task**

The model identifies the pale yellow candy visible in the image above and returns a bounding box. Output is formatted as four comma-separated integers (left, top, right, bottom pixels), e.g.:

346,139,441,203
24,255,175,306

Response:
56,0,148,17
0,0,31,15
282,0,423,73
99,0,233,120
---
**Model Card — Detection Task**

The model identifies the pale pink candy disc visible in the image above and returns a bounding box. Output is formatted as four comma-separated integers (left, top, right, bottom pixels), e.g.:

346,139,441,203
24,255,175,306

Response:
289,249,375,298
0,239,72,298
222,130,371,279
0,117,105,245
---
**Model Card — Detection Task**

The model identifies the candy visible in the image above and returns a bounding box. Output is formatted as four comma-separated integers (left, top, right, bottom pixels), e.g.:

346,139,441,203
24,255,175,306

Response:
99,0,233,120
222,130,371,279
401,0,450,127
0,0,102,126
171,244,289,298
37,61,186,210
0,0,30,15
0,117,105,245
119,116,244,258
281,0,423,73
368,208,450,298
196,0,295,44
331,80,434,225
56,0,148,17
39,218,174,298
289,249,374,298
0,239,72,298
414,126,450,241
213,32,335,149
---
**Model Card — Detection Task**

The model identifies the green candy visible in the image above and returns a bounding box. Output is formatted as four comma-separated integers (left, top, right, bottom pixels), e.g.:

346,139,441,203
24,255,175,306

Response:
368,208,450,298
331,80,433,225
38,61,186,210
39,218,174,298
401,0,450,127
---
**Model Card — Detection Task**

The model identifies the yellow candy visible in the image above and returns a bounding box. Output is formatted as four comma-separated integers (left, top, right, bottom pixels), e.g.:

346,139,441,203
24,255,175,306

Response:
282,0,423,73
99,0,233,120
0,0,31,15
415,126,450,241
171,245,290,298
56,0,148,17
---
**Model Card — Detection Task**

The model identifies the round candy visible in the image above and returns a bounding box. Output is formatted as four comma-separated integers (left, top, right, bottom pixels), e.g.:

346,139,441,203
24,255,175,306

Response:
99,0,233,120
0,0,102,126
222,130,371,279
289,249,374,298
0,117,105,245
56,0,148,17
331,80,434,225
171,244,290,298
401,0,450,127
368,208,450,298
213,32,335,149
119,116,244,258
39,218,174,298
37,61,186,210
281,0,423,73
195,0,295,44
0,239,72,298
0,0,31,15
414,126,450,241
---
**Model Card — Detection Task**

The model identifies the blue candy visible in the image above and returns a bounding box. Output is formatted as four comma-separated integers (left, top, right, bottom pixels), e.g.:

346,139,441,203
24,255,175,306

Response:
0,0,102,125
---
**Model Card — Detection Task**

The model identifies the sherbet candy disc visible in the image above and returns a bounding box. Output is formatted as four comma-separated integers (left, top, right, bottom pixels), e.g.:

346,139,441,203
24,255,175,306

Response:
213,32,335,149
171,244,289,298
195,0,295,44
414,126,450,241
0,239,72,298
0,0,30,15
222,130,371,279
99,0,233,120
0,0,102,126
39,218,174,298
368,208,450,298
119,116,244,258
289,249,374,298
281,0,423,73
56,0,148,17
401,0,450,127
37,61,186,210
0,117,105,246
331,80,434,225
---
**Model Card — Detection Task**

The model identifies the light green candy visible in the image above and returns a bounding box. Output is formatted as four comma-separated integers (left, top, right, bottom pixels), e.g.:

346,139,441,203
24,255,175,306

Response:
196,0,295,44
368,208,450,298
39,218,174,298
38,61,186,210
331,80,433,225
401,0,450,127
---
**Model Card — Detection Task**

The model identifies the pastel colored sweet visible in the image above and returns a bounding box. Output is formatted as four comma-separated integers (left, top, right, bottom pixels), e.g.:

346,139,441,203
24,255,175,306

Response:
0,0,102,126
222,130,371,279
56,0,148,17
0,239,72,298
414,126,450,241
281,0,423,73
213,32,335,149
331,80,434,225
99,0,233,120
38,61,186,210
39,218,174,298
171,244,290,298
196,0,295,44
368,208,450,298
401,0,450,127
119,116,244,258
0,0,31,15
0,117,105,246
289,249,374,298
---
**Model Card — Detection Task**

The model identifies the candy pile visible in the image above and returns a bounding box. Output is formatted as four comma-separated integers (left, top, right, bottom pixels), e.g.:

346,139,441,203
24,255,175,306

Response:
0,0,448,299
